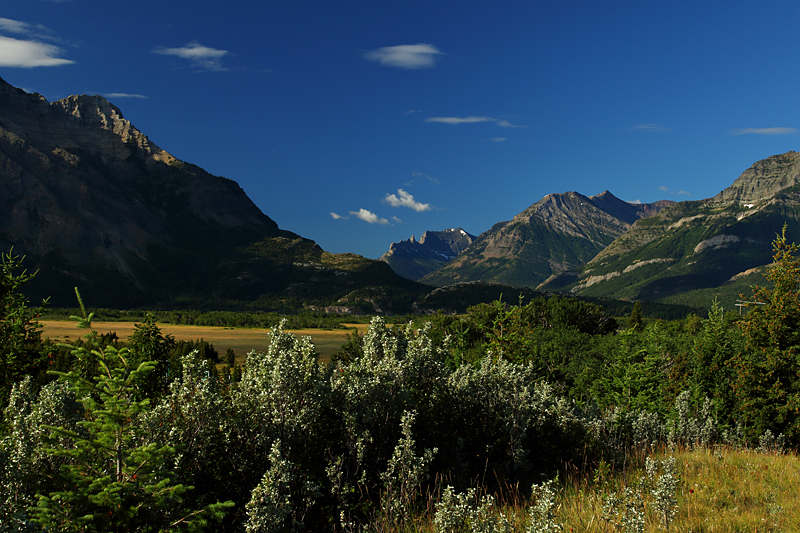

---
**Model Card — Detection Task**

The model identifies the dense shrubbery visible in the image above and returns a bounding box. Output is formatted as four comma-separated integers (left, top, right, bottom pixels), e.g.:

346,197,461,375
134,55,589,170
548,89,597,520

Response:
2,227,800,530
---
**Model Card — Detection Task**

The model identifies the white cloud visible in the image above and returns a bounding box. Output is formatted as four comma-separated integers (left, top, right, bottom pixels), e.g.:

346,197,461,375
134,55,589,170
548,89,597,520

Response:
0,17,56,40
384,189,433,212
364,43,444,69
392,216,402,223
732,127,798,136
426,116,524,128
103,93,147,99
0,35,72,67
350,209,390,225
153,42,230,71
630,123,670,132
330,212,346,220
426,116,495,125
496,120,524,128
491,137,508,142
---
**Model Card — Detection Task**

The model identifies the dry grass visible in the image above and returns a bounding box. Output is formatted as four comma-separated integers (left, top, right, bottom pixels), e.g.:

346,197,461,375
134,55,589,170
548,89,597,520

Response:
390,447,800,532
40,320,368,363
553,447,800,532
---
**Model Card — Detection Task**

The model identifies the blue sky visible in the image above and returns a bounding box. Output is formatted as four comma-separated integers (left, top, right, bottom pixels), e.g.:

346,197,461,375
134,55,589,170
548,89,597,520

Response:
1,0,799,259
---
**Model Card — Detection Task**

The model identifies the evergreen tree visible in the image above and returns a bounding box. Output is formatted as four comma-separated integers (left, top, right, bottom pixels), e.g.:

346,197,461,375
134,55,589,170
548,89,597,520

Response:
31,291,232,531
0,251,48,408
733,225,800,443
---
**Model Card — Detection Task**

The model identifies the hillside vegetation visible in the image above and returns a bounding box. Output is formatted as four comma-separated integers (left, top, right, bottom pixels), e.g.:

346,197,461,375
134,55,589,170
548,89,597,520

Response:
3,227,800,531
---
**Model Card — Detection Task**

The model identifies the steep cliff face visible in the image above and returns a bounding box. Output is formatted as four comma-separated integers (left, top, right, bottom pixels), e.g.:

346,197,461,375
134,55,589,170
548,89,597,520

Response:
379,228,476,280
0,77,425,310
569,151,800,307
711,151,800,205
420,191,672,288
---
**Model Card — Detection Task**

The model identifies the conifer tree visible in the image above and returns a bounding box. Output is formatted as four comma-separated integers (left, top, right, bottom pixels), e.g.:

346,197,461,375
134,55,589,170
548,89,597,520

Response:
733,225,800,442
31,290,232,531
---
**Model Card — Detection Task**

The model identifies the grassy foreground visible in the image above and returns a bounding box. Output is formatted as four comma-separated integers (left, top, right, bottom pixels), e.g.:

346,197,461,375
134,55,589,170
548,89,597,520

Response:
393,446,800,532
558,447,800,533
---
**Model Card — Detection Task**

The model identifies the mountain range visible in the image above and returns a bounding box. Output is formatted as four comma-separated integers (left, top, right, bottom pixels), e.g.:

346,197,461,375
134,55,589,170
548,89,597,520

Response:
407,191,673,288
3,75,797,315
381,152,800,311
0,76,426,312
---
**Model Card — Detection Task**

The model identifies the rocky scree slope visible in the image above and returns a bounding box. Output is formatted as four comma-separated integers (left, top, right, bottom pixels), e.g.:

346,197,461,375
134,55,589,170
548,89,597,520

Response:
567,151,800,306
420,190,672,288
0,77,424,310
379,228,476,280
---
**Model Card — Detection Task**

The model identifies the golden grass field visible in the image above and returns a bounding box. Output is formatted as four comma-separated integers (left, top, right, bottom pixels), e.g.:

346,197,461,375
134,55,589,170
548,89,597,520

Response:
41,320,369,363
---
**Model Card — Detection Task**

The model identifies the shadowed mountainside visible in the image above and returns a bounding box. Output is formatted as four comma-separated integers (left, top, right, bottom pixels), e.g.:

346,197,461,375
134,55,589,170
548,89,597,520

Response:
0,77,427,311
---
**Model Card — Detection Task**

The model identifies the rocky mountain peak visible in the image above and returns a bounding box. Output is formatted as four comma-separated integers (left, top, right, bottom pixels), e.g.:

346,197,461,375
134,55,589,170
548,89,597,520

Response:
713,151,800,205
380,228,476,280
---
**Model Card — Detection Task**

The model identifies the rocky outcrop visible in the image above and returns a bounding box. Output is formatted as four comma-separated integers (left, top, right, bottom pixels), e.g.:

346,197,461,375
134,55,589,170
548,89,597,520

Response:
712,151,800,205
380,228,476,280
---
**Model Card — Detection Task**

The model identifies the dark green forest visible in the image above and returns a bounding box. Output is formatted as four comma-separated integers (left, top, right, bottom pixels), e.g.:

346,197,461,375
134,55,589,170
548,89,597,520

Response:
2,229,800,531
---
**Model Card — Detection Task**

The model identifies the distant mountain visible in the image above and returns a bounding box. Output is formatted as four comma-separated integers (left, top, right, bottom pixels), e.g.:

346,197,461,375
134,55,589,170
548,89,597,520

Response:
565,151,800,308
379,228,476,280
0,77,427,311
420,191,673,288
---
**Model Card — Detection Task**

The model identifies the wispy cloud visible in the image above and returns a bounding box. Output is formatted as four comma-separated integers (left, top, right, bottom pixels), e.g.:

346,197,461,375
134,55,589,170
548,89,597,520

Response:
330,212,347,220
0,17,55,40
658,185,691,196
153,42,230,71
426,116,495,125
364,43,444,69
0,35,72,67
103,93,147,99
0,18,72,68
350,209,390,225
732,127,798,136
392,216,402,223
384,189,433,212
409,171,439,185
426,116,524,128
496,120,524,128
491,137,508,142
630,123,671,132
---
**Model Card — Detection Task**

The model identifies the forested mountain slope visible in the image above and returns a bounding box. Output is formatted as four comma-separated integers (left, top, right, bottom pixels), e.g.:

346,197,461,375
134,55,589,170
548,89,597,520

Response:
566,151,800,307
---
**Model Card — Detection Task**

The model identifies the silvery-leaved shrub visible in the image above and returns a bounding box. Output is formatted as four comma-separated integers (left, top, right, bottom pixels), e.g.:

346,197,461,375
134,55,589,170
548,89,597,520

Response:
0,377,81,531
327,317,448,516
646,456,678,530
757,429,786,454
229,319,326,494
140,352,232,507
448,355,588,480
379,410,437,525
668,390,718,449
433,487,512,533
245,439,319,533
526,478,562,533
601,487,645,533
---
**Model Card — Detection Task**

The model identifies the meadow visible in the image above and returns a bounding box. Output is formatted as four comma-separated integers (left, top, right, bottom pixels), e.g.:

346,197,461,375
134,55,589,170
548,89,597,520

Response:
40,319,368,363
